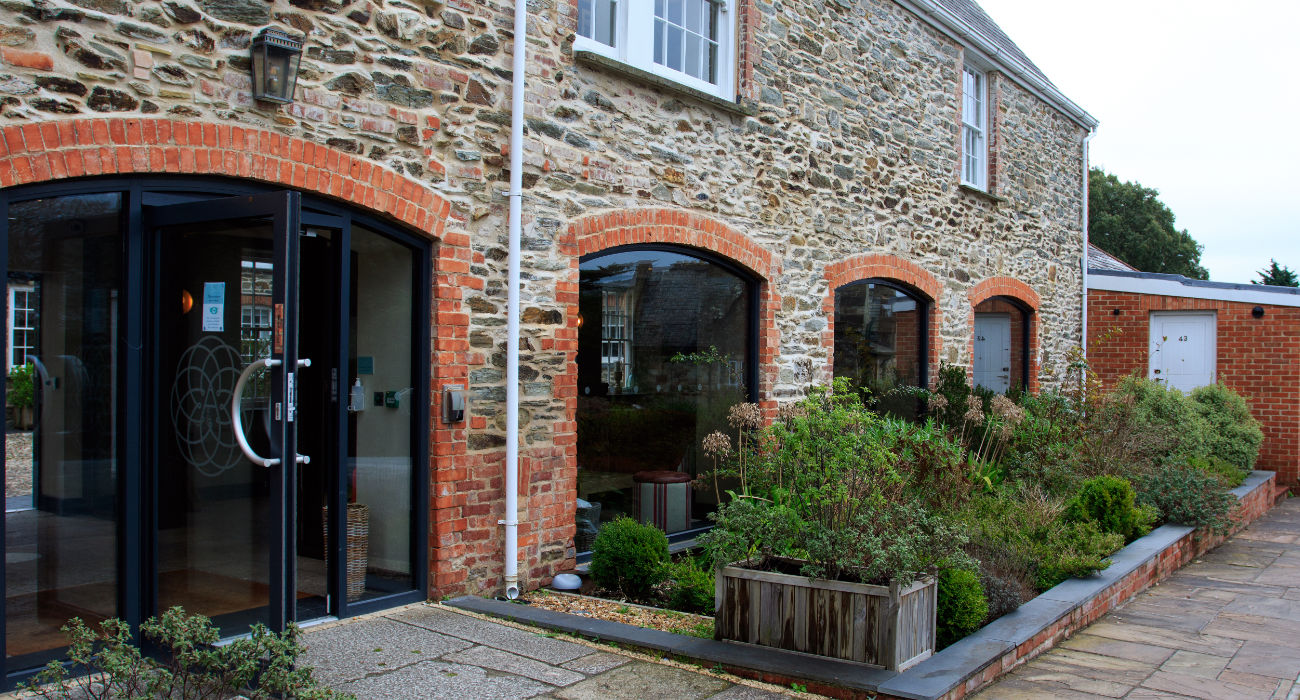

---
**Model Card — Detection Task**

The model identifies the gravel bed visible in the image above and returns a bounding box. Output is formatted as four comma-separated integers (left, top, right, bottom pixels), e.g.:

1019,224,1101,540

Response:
6,431,33,497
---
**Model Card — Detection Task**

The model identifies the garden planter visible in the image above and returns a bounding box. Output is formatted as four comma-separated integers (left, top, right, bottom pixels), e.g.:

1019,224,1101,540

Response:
715,559,936,671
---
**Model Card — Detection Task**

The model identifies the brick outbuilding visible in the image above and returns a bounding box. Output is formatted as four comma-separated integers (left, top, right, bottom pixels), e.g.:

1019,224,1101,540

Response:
1087,252,1300,488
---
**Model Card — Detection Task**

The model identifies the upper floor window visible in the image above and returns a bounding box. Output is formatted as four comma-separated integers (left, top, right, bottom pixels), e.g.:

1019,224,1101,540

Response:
962,66,987,189
576,0,736,99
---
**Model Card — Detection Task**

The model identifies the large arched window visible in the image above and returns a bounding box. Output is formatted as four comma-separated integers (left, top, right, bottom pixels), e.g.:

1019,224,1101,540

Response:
833,280,929,414
576,246,756,548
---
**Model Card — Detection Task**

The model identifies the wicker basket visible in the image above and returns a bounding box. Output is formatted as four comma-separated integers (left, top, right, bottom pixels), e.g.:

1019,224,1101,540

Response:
323,503,370,602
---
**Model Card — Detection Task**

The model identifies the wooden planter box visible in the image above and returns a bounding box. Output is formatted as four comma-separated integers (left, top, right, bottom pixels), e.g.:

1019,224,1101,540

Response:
715,560,936,671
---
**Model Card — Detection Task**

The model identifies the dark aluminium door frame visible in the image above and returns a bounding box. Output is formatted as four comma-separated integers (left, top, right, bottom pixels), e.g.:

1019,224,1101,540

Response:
0,177,431,688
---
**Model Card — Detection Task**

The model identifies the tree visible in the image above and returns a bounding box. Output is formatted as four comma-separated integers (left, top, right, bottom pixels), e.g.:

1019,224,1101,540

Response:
1088,168,1208,279
1253,260,1299,287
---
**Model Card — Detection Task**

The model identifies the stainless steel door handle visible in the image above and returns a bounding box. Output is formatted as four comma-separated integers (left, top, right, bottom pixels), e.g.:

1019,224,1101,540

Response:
232,357,282,467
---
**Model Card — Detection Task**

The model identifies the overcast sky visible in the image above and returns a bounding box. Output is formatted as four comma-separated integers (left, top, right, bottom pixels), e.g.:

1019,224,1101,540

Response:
974,0,1300,284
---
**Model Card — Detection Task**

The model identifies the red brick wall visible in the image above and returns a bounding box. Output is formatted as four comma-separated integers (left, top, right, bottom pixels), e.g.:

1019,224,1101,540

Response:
1087,289,1300,487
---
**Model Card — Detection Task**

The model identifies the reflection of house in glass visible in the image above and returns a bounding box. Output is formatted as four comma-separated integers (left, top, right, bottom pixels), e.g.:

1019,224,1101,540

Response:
577,249,752,539
834,282,927,416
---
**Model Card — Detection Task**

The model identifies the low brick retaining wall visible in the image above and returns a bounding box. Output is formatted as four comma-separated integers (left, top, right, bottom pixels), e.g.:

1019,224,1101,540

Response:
450,470,1278,700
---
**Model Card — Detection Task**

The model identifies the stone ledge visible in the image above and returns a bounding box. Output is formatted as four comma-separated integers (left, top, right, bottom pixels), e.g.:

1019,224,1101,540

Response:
451,470,1278,700
958,183,1007,204
573,51,757,117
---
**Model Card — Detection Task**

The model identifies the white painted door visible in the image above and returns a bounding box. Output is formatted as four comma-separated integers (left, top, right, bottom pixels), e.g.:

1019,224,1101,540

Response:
974,313,1011,393
1149,312,1215,392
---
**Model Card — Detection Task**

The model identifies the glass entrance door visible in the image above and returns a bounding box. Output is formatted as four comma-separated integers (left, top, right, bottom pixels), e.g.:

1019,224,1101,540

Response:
3,181,430,686
148,192,302,634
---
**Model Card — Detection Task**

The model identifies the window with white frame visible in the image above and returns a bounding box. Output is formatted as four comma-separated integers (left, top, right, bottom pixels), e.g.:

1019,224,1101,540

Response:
600,289,634,391
962,66,987,189
575,0,736,99
8,285,37,371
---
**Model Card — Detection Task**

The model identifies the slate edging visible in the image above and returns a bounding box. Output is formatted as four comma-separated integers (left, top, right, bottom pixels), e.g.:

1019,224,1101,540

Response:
449,470,1277,700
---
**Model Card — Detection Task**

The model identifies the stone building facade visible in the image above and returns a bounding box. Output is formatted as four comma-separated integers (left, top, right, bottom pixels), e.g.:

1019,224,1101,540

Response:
0,0,1094,675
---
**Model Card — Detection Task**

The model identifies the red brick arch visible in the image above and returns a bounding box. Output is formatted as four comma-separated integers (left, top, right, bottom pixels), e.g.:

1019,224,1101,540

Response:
968,276,1040,393
968,276,1041,310
560,208,780,408
822,254,944,387
0,117,451,236
0,116,478,600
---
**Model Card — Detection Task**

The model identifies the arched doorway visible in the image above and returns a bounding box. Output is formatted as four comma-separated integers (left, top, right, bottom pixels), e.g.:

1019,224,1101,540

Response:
1,178,431,680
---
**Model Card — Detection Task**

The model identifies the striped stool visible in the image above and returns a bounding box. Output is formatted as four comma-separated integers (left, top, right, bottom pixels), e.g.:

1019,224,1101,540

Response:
633,470,693,534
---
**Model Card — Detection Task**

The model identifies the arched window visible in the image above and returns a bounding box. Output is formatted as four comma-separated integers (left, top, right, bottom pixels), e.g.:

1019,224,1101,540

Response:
833,280,929,415
576,246,757,548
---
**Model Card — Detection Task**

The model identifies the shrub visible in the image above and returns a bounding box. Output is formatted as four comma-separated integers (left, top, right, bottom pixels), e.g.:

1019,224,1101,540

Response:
589,517,669,598
20,607,347,700
1188,455,1249,488
1109,375,1208,465
1190,384,1263,470
7,362,34,409
1062,475,1156,543
663,559,715,614
700,380,966,586
1034,520,1124,590
936,567,988,649
1135,465,1237,534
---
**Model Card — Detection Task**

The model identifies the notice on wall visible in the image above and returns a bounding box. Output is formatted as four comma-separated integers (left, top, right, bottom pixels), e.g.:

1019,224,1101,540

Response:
202,282,225,332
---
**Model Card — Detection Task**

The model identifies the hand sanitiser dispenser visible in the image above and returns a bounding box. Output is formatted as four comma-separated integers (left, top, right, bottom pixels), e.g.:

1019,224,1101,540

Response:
349,378,366,412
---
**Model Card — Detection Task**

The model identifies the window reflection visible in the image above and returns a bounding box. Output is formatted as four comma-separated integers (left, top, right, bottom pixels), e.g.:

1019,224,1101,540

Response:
834,281,927,416
5,194,122,662
577,249,751,546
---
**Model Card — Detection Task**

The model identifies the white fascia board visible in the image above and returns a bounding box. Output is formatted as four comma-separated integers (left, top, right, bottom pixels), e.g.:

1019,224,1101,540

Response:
893,0,1099,131
1088,272,1300,308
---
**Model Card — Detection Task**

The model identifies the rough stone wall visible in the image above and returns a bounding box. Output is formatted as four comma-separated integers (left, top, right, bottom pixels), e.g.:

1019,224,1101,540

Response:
0,0,1089,597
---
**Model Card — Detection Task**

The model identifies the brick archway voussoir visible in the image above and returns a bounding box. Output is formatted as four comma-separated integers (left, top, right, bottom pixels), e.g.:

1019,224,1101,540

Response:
968,276,1041,310
0,117,450,238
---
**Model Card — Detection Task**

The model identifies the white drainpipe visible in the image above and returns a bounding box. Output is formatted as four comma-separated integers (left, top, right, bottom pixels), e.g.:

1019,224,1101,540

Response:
502,0,526,600
1081,130,1094,364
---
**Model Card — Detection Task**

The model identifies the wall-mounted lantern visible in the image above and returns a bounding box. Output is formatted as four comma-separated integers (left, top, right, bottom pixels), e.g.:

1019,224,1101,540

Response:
1252,306,1265,318
250,28,303,104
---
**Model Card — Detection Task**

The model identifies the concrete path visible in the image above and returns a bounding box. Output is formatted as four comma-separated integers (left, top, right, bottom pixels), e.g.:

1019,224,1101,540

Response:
301,602,801,699
975,498,1300,700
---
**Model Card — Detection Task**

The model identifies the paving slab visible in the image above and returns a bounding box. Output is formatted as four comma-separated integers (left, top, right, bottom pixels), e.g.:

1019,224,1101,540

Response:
445,645,587,686
560,651,633,674
708,685,802,699
1225,640,1300,680
1029,648,1156,685
1141,670,1275,700
1161,650,1230,679
392,604,592,664
1051,637,1169,668
553,661,731,700
300,616,473,683
333,659,553,700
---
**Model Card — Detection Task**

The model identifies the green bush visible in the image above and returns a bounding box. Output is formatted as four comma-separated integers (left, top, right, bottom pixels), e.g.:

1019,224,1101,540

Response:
20,607,347,700
1188,455,1249,488
700,380,966,586
1062,475,1156,543
1034,520,1124,590
1135,465,1237,533
663,559,715,614
1190,384,1263,470
7,362,34,409
960,486,1121,593
1110,375,1207,464
936,567,988,648
590,517,669,598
